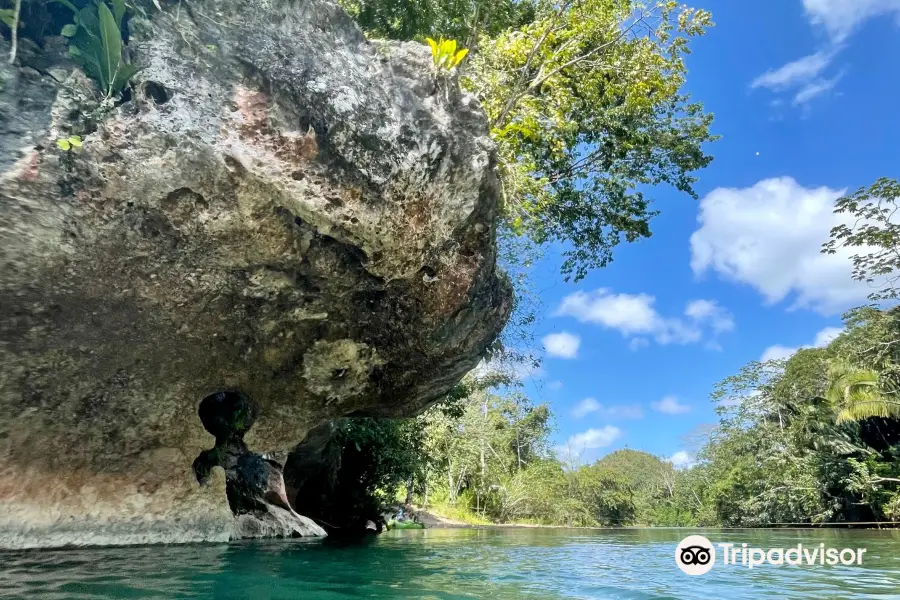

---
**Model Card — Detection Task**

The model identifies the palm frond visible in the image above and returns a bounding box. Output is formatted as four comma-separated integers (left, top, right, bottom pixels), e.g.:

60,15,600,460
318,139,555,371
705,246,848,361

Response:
836,398,900,424
826,358,900,424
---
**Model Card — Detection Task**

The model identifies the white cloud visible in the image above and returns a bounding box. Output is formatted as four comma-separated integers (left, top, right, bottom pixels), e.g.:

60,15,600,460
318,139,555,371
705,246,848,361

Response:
556,289,658,335
668,451,696,470
542,332,581,359
652,396,691,415
566,426,623,450
751,50,843,106
751,51,835,91
628,338,650,351
760,325,845,362
690,177,873,315
705,340,724,352
814,326,844,347
803,0,900,42
555,290,734,348
760,344,798,363
547,380,564,391
684,299,735,334
793,71,845,105
572,398,644,420
753,0,900,108
572,398,601,419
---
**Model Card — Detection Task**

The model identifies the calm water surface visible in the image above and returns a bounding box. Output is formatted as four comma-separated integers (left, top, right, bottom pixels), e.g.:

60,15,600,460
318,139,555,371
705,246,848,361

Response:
2,528,900,598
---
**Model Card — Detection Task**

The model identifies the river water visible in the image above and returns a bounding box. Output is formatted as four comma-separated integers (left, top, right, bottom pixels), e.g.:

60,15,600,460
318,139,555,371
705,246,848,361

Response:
1,528,899,598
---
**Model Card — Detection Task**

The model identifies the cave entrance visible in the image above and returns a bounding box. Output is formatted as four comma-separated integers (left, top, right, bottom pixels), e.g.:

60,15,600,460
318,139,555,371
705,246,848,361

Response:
192,391,294,517
191,391,325,537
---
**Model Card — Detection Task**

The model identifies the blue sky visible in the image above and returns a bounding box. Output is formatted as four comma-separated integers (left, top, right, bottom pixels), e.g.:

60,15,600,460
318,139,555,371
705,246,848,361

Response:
513,0,900,466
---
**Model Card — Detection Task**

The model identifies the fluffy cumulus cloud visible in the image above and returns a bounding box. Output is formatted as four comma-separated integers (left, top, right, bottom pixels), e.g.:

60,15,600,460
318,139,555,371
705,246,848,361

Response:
760,326,845,362
690,177,872,315
651,396,691,415
566,426,623,450
571,398,644,420
554,290,734,349
668,451,696,470
542,331,581,359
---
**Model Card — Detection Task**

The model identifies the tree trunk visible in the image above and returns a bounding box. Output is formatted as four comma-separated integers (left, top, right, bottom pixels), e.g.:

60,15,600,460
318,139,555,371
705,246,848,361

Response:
480,395,487,516
516,426,522,471
448,461,456,505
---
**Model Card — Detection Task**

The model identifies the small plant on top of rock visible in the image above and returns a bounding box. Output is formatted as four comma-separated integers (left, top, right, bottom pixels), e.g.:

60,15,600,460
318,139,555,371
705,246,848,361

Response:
57,0,138,100
56,135,83,151
425,37,468,73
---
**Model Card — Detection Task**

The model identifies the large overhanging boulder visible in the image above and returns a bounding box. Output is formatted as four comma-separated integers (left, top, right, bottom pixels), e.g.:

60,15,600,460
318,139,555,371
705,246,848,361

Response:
0,0,511,548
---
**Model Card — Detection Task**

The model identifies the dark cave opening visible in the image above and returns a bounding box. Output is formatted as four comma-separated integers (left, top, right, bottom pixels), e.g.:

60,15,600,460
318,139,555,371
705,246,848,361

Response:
192,391,295,516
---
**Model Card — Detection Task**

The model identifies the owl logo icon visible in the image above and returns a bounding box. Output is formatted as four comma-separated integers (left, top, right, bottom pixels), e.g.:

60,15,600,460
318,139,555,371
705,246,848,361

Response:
675,535,715,575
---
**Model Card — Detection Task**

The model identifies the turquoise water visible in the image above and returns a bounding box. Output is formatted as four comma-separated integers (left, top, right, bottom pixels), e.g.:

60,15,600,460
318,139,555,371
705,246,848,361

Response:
2,528,900,598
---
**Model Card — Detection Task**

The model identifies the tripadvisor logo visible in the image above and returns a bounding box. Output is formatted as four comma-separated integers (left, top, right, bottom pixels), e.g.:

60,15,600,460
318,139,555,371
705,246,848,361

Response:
675,535,716,575
675,535,867,576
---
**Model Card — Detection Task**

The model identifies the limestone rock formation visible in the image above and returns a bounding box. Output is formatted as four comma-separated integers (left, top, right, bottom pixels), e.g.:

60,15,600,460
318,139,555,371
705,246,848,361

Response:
0,0,511,548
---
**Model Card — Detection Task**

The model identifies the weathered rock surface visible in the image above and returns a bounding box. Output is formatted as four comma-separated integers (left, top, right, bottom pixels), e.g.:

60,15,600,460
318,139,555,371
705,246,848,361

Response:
0,0,511,548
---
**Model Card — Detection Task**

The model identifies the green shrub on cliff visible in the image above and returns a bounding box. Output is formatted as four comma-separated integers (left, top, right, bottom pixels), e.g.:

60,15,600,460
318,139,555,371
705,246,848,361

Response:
1,0,137,97
57,0,138,99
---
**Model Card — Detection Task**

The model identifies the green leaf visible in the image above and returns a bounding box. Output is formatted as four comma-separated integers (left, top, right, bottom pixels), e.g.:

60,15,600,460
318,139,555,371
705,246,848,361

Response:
110,0,127,28
440,38,456,58
76,7,100,41
0,10,14,29
61,23,78,37
57,139,71,151
66,1,135,98
97,1,122,96
425,37,439,66
111,62,139,96
69,41,104,86
451,47,468,67
68,135,83,147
